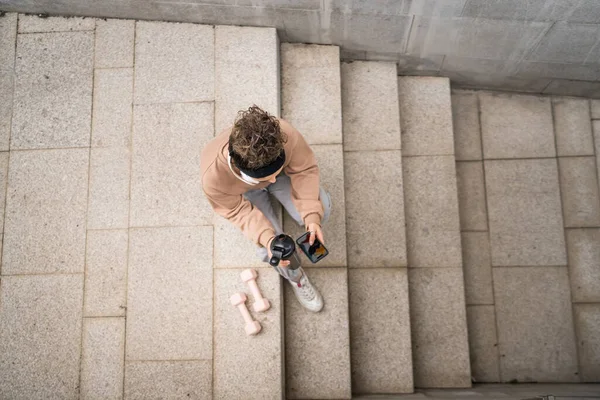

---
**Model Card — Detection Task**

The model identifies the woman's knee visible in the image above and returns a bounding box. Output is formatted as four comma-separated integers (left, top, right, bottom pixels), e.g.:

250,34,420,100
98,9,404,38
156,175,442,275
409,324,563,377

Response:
320,188,332,224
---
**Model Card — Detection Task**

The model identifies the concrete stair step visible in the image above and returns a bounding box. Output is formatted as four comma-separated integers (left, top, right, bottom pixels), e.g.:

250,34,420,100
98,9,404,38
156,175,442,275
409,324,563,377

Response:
341,61,413,394
281,43,352,400
398,76,471,388
211,26,285,400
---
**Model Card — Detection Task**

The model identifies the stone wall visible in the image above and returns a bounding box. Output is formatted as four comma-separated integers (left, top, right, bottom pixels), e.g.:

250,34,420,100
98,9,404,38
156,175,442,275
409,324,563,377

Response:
2,0,600,97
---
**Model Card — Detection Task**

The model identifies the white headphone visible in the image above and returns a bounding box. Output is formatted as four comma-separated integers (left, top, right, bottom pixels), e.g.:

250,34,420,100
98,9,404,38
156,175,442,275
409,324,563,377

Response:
227,154,260,185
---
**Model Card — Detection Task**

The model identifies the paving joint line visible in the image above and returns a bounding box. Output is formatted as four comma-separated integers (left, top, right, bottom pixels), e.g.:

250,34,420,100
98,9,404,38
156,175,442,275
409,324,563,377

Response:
78,18,98,398
343,148,402,153
129,223,214,230
122,19,138,398
567,101,597,381
126,358,212,363
399,153,457,158
588,100,600,210
94,66,135,71
0,11,18,279
484,155,560,161
211,24,217,399
132,100,215,107
490,265,568,268
17,29,95,34
475,89,503,382
86,227,129,232
83,315,126,319
9,146,91,152
1,271,85,277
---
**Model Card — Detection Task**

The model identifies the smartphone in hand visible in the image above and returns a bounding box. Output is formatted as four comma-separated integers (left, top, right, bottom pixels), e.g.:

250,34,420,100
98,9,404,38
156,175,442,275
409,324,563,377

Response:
296,231,329,264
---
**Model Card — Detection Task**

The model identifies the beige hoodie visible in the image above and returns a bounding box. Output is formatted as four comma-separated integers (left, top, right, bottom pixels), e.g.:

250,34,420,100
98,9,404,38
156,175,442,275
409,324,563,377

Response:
200,119,323,248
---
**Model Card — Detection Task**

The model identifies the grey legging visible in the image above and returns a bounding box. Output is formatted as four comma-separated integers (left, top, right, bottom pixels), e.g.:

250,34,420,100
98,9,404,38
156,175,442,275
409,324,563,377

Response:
243,173,332,282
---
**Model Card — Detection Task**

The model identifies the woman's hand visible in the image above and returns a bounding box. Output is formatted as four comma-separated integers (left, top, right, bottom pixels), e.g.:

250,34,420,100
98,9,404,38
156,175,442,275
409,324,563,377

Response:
267,236,290,267
306,223,324,246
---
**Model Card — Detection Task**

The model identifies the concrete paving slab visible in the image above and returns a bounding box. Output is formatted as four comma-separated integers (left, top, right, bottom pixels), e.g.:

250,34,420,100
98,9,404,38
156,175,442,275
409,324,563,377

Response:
283,144,347,267
95,19,134,68
466,305,500,383
344,150,406,267
456,161,488,232
84,229,128,317
516,60,600,82
398,77,454,156
450,73,553,95
88,147,130,230
91,68,133,148
407,17,550,61
18,14,95,32
408,268,471,388
566,228,600,303
331,12,412,53
0,70,13,153
81,317,125,400
592,100,600,119
3,149,88,274
493,267,579,382
543,79,600,98
574,304,600,382
403,155,462,268
553,97,594,156
341,61,401,151
462,0,577,21
285,267,351,399
559,156,600,228
594,121,600,190
126,227,212,360
442,56,517,82
0,13,17,70
0,13,17,152
281,44,342,145
0,66,13,151
12,32,93,149
125,361,212,400
480,93,555,159
485,159,566,266
340,49,367,61
215,25,279,133
397,54,445,75
331,0,467,17
0,153,7,234
349,268,413,394
452,90,482,161
0,275,83,399
131,103,213,227
134,21,214,104
213,215,272,269
528,22,600,64
462,232,493,305
214,268,283,400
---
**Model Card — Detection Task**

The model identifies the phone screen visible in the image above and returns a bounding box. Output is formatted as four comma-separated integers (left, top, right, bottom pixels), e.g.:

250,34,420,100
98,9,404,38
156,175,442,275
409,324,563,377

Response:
296,232,329,263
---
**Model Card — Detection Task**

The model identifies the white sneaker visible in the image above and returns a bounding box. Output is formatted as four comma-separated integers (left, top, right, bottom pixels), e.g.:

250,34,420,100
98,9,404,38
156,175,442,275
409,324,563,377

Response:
289,270,324,313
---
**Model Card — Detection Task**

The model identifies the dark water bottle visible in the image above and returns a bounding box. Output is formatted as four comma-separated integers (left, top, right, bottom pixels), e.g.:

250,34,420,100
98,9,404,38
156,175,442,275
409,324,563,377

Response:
269,234,302,270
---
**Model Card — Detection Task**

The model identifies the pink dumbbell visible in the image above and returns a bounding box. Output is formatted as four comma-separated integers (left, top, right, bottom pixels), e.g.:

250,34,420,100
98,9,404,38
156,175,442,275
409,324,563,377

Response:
230,292,261,336
241,268,271,312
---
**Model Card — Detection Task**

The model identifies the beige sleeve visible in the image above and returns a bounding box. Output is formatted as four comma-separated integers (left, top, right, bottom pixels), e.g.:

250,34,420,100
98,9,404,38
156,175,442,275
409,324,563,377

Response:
282,122,324,226
203,184,275,247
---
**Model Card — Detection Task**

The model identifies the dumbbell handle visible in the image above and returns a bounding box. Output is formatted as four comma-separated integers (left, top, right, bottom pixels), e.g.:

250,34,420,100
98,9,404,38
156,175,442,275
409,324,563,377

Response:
247,279,265,301
236,303,254,324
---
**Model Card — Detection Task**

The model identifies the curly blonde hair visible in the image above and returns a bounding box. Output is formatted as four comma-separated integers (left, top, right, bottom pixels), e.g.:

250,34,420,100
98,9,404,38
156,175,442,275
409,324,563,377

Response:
229,106,287,170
